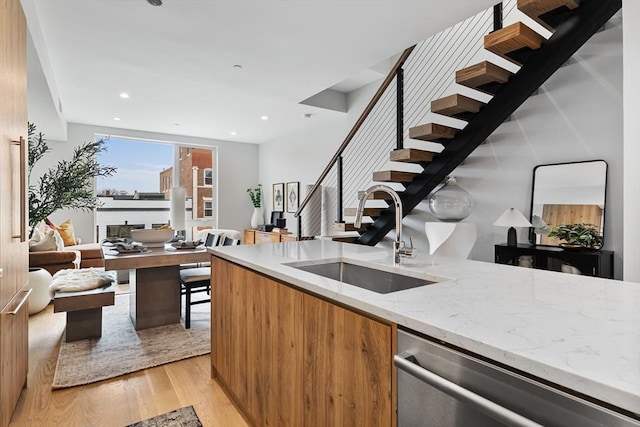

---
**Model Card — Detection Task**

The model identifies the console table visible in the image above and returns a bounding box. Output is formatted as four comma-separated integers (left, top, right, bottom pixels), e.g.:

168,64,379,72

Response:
244,229,298,244
494,243,614,278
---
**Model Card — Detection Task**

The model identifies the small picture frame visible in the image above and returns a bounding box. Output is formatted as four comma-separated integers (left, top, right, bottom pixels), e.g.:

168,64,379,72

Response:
286,182,299,213
272,183,284,212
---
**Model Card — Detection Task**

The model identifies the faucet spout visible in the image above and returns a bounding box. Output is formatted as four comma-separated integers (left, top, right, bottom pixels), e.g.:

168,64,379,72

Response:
355,184,413,265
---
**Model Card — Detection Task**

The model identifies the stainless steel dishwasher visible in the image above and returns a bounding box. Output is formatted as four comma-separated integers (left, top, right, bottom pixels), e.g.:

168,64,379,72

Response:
396,329,640,427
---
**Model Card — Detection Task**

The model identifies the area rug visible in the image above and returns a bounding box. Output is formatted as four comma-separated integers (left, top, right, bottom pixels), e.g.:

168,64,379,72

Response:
52,294,210,389
127,405,203,427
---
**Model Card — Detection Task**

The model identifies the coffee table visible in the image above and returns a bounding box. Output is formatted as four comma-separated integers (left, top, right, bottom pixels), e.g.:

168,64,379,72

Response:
103,246,210,330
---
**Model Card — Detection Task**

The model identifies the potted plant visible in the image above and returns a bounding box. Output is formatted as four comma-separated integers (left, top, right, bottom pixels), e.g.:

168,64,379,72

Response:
28,122,116,237
547,223,603,249
246,184,263,229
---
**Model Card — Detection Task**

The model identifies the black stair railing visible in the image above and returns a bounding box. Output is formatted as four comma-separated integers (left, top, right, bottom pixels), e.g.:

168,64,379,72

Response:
357,0,622,246
294,46,415,235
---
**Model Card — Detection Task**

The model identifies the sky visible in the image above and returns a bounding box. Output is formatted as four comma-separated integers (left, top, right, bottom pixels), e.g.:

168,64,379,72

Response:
96,137,173,194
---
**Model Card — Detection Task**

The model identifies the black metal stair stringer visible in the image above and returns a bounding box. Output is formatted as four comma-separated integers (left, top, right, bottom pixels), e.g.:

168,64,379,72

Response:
357,0,622,247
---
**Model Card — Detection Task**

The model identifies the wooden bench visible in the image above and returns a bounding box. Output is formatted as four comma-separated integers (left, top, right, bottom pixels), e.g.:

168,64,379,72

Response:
53,286,115,342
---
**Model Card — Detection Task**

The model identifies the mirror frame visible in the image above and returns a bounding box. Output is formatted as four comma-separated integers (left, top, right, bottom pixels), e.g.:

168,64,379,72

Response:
528,160,608,246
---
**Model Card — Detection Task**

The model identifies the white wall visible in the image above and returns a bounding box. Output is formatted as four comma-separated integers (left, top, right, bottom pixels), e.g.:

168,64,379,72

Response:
259,13,625,278
29,122,258,243
258,82,380,231
623,1,640,282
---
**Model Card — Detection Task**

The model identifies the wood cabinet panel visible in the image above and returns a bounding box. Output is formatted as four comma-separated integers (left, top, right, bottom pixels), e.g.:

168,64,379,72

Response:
244,229,296,245
0,0,29,425
304,295,393,427
243,229,255,245
212,258,304,427
212,257,393,426
255,231,280,244
0,287,29,427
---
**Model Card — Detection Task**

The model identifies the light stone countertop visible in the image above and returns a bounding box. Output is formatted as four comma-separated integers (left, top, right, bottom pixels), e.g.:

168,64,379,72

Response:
209,239,640,415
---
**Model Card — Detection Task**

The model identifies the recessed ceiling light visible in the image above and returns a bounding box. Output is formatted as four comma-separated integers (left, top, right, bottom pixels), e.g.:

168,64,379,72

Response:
120,92,130,99
230,131,237,136
261,116,268,121
113,117,121,121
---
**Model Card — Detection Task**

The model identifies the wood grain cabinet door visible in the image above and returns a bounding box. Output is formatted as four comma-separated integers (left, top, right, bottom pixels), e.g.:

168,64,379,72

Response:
0,0,28,425
303,295,393,427
212,258,304,427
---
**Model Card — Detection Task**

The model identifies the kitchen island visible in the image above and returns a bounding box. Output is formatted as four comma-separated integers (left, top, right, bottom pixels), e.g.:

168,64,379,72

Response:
209,239,640,424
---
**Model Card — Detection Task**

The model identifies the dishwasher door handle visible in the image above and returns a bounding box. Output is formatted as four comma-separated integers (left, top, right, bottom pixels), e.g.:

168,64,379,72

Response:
394,354,543,427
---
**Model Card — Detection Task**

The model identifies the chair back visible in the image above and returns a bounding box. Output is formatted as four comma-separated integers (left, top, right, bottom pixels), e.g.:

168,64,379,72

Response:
204,233,221,247
221,237,240,246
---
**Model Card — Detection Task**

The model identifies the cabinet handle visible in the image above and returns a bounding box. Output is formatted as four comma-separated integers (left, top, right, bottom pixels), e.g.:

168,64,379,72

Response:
11,136,27,242
394,354,543,427
3,288,32,315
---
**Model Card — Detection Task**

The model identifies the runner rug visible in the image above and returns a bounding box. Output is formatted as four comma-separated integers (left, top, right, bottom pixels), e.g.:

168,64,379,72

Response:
52,294,210,388
126,405,203,427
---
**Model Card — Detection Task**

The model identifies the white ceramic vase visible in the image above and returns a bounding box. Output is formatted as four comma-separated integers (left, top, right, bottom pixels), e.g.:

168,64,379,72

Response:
28,267,53,315
251,207,263,229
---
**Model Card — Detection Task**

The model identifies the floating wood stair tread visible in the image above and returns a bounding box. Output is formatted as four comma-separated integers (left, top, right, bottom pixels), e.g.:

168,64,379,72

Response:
344,207,385,218
331,222,367,233
485,22,544,66
357,190,397,200
518,0,580,32
372,170,418,183
456,61,512,95
409,123,458,143
431,94,484,120
390,148,435,164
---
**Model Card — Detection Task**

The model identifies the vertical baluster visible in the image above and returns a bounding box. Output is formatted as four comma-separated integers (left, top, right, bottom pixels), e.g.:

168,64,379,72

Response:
396,67,404,150
336,156,343,224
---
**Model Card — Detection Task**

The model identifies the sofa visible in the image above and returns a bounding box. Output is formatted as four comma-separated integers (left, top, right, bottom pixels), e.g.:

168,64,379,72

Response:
29,243,104,275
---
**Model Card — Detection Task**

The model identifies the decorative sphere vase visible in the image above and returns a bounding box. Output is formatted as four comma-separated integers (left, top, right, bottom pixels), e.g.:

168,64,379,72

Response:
427,176,474,222
251,207,263,229
28,267,53,315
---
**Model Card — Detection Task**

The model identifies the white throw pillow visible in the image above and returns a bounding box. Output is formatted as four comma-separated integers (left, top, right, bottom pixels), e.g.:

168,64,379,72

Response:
29,230,64,252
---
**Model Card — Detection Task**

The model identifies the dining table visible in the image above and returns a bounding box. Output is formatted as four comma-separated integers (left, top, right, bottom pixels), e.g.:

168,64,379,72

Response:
102,244,210,330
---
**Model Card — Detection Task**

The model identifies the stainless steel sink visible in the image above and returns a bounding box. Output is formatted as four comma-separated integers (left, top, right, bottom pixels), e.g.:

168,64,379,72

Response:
291,261,436,294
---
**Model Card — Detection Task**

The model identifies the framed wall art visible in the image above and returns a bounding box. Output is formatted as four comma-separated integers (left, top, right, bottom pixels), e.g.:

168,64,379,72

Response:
286,181,299,213
272,183,284,212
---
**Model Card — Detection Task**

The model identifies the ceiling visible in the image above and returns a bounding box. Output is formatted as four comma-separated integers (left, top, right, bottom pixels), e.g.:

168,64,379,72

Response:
23,0,496,144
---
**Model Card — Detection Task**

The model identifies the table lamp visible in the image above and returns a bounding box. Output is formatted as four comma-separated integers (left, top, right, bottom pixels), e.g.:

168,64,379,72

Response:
494,208,531,246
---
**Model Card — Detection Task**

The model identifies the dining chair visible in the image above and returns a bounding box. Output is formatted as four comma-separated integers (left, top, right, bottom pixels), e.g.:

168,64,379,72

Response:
179,232,239,328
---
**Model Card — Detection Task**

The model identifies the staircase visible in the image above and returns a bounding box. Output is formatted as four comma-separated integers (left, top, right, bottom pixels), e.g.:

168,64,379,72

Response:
332,0,622,246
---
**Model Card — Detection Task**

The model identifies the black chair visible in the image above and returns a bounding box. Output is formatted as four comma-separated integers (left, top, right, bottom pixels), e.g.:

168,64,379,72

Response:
179,233,220,328
179,233,238,328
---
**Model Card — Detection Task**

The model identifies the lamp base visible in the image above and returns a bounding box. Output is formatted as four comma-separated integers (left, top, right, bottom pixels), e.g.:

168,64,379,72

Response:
507,227,517,246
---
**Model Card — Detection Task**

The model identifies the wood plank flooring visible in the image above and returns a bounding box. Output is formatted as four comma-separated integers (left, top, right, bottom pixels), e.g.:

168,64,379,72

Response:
9,300,248,427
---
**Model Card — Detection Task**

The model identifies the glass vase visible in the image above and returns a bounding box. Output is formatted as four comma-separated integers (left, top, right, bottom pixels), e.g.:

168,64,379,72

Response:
427,176,473,222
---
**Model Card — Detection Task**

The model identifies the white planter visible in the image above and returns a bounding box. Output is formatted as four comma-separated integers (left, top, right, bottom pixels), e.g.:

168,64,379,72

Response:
28,267,53,315
250,207,263,229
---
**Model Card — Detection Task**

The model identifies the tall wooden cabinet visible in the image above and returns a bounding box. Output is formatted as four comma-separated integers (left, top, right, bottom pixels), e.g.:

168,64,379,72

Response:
0,0,30,425
212,257,394,426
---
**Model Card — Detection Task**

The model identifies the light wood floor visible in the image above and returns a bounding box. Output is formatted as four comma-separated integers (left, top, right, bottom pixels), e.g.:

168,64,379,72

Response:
9,297,249,427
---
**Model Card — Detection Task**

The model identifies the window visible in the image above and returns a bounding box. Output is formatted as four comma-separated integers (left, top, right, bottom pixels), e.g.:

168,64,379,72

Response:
203,198,213,218
204,168,213,186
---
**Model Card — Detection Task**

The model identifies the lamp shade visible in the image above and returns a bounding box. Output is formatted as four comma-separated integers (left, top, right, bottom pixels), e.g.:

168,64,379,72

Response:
170,187,186,231
493,208,532,228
